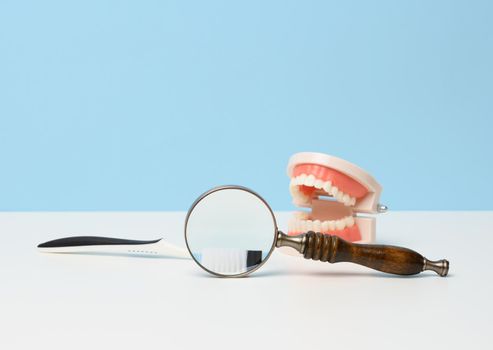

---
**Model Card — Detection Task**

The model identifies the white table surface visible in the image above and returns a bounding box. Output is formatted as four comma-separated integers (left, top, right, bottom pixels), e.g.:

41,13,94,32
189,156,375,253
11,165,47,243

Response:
0,211,491,350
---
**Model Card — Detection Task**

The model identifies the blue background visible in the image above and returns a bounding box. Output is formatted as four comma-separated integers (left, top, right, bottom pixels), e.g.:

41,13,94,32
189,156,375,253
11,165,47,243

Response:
0,1,491,211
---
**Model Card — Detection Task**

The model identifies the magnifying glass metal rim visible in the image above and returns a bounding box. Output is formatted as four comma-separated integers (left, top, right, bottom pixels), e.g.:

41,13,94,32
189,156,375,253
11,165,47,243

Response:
184,185,279,278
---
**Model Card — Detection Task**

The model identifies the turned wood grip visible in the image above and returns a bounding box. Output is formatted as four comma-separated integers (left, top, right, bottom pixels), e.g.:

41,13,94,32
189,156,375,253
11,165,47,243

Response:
303,232,449,276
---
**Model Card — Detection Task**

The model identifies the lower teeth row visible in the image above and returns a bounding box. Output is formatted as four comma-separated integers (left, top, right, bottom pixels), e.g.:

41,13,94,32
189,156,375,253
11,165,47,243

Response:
289,216,355,232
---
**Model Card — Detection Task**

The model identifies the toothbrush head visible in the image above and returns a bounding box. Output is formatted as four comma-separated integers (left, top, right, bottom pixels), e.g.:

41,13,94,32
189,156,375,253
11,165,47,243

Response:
194,248,263,275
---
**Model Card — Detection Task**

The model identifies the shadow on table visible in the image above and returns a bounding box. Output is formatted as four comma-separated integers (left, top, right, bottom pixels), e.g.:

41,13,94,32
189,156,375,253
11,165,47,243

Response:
192,269,454,279
253,269,451,279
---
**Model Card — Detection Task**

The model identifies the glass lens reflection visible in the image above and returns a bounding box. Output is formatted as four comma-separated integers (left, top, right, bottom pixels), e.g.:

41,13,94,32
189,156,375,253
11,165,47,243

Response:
185,188,277,276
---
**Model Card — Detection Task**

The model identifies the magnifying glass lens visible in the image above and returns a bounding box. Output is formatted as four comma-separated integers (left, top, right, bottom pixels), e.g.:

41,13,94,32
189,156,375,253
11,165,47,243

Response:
184,187,277,277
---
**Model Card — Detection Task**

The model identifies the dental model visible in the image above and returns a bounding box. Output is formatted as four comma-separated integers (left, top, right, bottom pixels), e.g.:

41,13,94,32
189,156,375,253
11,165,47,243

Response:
287,152,387,243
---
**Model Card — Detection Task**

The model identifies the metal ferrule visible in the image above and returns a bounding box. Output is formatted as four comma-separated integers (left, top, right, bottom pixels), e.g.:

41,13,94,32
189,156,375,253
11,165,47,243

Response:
423,258,450,277
276,231,306,254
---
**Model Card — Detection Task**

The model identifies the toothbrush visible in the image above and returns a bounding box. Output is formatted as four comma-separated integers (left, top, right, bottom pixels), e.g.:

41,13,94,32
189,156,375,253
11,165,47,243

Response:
38,236,263,275
38,236,190,259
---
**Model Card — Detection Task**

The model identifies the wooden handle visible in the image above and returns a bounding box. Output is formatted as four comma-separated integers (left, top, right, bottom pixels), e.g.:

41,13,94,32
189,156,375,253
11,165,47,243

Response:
303,232,449,276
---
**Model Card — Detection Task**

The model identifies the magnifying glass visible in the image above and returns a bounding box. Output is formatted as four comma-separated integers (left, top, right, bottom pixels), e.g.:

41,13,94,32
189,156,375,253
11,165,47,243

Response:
184,185,449,277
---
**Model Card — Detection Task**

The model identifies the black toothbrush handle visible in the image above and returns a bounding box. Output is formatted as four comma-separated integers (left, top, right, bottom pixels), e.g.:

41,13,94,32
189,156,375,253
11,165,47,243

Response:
38,236,161,248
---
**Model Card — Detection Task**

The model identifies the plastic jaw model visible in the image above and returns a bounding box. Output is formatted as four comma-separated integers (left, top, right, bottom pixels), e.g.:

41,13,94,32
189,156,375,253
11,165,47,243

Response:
287,152,386,244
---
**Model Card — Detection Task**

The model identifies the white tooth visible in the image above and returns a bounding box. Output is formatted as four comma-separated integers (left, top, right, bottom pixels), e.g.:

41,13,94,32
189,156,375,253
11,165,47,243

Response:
314,179,324,189
301,220,307,232
298,176,306,186
350,197,356,206
321,221,329,232
306,220,313,231
343,194,351,206
345,216,355,227
330,186,339,196
328,220,336,231
313,220,321,232
336,191,344,202
335,219,345,230
305,174,315,187
298,174,307,185
322,181,332,194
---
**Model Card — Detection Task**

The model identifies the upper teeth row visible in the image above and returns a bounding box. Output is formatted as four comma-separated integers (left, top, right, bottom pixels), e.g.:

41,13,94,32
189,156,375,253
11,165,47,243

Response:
290,174,356,206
